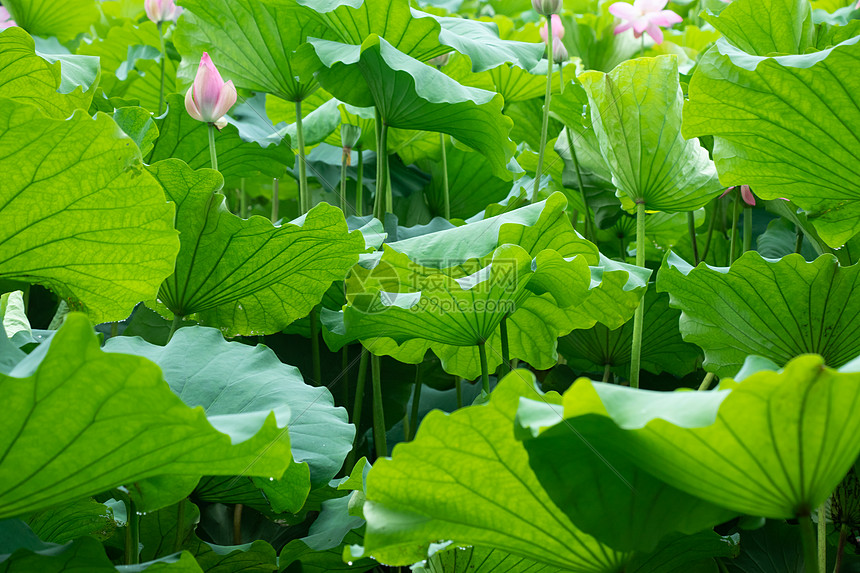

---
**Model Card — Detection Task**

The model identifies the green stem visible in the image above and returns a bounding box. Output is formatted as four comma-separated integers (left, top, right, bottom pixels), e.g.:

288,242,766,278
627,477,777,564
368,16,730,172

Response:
743,206,752,253
110,322,119,338
698,372,715,391
500,316,510,368
207,123,218,171
565,127,591,242
371,354,387,460
700,200,719,262
167,314,182,342
173,500,185,553
295,99,309,214
629,202,647,389
729,193,740,265
455,377,463,409
310,305,321,386
559,62,564,94
818,504,827,573
271,178,279,223
125,499,139,565
232,504,242,545
688,211,699,265
835,523,848,573
356,148,364,217
602,363,611,383
795,225,804,254
408,365,422,441
239,178,246,218
373,109,390,221
533,15,554,203
478,341,490,395
345,348,369,473
440,132,450,219
339,150,349,213
157,21,166,116
800,514,820,573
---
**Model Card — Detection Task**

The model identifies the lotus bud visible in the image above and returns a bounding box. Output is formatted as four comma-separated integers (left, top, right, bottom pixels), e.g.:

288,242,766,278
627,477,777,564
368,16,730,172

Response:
719,185,755,207
144,0,183,24
341,124,362,166
532,0,561,15
551,38,569,64
429,52,452,68
0,7,16,29
184,53,237,127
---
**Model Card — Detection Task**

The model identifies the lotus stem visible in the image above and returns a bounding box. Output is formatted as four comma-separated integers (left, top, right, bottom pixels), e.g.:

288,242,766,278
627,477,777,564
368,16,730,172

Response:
533,14,554,204
500,316,510,368
795,225,804,254
310,305,321,385
800,514,820,573
110,322,118,338
371,354,387,460
729,193,740,265
346,347,369,473
688,212,699,265
700,199,719,263
356,148,364,217
167,314,182,342
238,178,247,218
835,523,848,573
629,201,647,389
603,363,611,383
819,504,827,572
174,500,185,552
295,99,309,214
478,340,490,395
455,377,463,409
373,108,390,221
125,498,140,564
409,365,422,441
440,132,450,219
157,22,166,116
342,347,350,412
743,206,752,253
698,372,715,391
564,128,592,241
233,503,242,545
339,150,348,213
271,178,279,223
207,123,218,171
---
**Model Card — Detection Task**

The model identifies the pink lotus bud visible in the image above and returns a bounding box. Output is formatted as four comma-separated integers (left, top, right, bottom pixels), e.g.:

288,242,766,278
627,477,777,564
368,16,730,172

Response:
719,185,756,206
144,0,183,23
184,53,237,126
540,14,566,45
0,7,17,30
609,0,683,45
532,0,562,16
551,38,569,64
428,53,451,67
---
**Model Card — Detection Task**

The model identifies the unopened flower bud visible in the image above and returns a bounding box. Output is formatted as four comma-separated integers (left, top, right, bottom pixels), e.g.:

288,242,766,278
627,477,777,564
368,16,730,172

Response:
532,0,561,16
428,53,451,68
552,38,569,64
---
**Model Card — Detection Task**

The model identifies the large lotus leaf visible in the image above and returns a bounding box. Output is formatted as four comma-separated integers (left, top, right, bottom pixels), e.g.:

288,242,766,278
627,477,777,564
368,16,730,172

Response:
280,531,376,573
105,326,353,488
682,38,860,247
298,34,515,178
3,0,99,42
722,520,804,573
657,251,860,378
625,532,737,573
76,19,160,74
703,0,814,55
0,535,117,573
558,287,702,378
562,7,639,73
173,0,331,102
190,539,278,573
579,55,723,213
517,394,736,553
0,314,296,519
148,159,365,336
0,100,179,325
416,546,565,573
147,95,291,180
0,28,96,118
550,354,860,519
361,371,630,570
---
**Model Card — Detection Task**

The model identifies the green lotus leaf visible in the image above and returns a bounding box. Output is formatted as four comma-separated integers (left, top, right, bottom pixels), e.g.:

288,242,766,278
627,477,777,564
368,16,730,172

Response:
191,539,278,573
148,159,365,336
0,291,29,341
0,535,117,573
298,34,515,178
580,55,723,213
120,552,204,572
133,499,199,562
657,251,860,378
147,95,291,180
362,371,629,570
722,520,804,572
280,531,376,573
703,0,814,55
113,106,159,157
416,545,566,573
558,287,702,379
0,28,97,118
105,326,353,489
481,61,566,104
0,314,296,519
0,99,179,324
505,98,562,151
551,354,860,518
26,498,115,544
562,8,639,73
682,37,860,247
3,0,99,42
625,532,737,573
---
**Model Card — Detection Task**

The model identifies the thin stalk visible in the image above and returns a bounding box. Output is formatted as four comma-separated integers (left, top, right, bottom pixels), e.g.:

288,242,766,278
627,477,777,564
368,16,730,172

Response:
533,15,554,203
342,348,350,413
157,21,166,116
339,152,348,213
356,149,364,217
455,377,463,409
232,504,243,545
743,206,752,253
207,123,218,171
800,514,820,573
819,504,827,573
345,348,369,473
571,209,579,233
559,63,564,94
795,225,804,254
310,305,321,386
688,211,700,265
619,234,626,261
640,34,646,57
371,354,387,460
478,341,490,395
125,499,139,565
729,193,740,265
700,200,719,262
835,523,848,573
602,363,611,383
373,108,390,220
295,100,309,214
167,314,182,342
271,178,279,223
564,128,591,241
500,316,510,367
173,501,185,552
698,372,716,391
440,132,450,219
629,201,647,389
408,366,422,441
239,178,247,218
717,560,730,573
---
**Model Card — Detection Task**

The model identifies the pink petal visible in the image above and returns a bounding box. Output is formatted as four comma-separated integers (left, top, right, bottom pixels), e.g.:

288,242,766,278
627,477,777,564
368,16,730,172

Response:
741,185,755,206
614,21,634,35
649,9,683,26
637,0,669,11
609,2,640,20
184,86,204,122
212,80,238,119
645,20,664,44
540,24,548,43
144,0,160,22
193,53,227,121
632,17,649,35
551,14,565,39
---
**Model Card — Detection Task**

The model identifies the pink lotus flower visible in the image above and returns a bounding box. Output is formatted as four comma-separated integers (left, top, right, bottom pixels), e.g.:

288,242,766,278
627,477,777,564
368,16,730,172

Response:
0,7,17,30
145,0,183,23
720,185,755,206
185,53,237,126
609,0,683,45
540,14,565,45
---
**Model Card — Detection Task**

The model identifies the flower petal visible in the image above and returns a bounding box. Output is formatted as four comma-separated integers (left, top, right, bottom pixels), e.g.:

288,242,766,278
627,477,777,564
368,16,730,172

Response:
184,86,204,122
193,53,227,121
609,1,639,20
645,20,664,44
637,0,669,12
649,9,683,26
213,80,238,120
614,21,634,35
632,17,650,34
